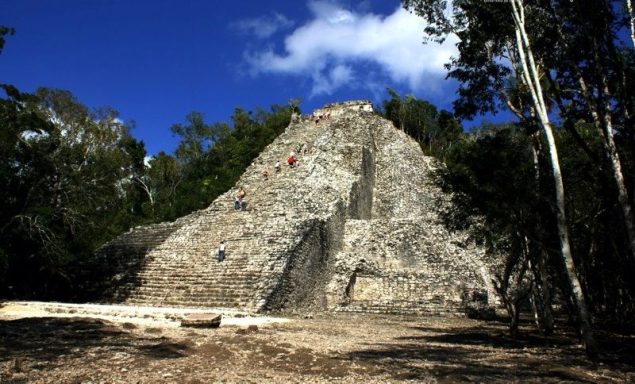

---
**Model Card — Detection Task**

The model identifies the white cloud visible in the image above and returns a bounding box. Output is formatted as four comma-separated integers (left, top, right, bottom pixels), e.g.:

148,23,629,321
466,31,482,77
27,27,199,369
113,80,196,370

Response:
311,64,355,95
244,1,458,96
232,13,294,39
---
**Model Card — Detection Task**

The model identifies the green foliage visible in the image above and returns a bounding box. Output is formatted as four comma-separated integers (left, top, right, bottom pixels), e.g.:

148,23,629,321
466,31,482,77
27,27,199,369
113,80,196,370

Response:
0,86,148,299
439,125,539,240
439,121,635,321
0,25,15,55
404,0,635,333
379,89,463,160
141,105,293,222
556,124,634,320
403,0,517,119
0,78,295,301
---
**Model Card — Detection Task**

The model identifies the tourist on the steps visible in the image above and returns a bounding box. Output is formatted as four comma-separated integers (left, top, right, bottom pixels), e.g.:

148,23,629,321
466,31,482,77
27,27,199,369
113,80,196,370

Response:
218,241,225,262
288,150,298,167
235,186,247,210
261,168,269,179
287,154,298,168
275,160,281,173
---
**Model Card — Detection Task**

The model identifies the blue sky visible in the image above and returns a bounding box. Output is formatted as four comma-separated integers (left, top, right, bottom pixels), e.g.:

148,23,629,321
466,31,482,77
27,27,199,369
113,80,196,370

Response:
0,0,480,155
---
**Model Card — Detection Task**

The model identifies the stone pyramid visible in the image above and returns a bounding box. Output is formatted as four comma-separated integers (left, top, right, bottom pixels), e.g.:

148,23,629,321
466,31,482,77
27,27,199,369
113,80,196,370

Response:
97,100,496,315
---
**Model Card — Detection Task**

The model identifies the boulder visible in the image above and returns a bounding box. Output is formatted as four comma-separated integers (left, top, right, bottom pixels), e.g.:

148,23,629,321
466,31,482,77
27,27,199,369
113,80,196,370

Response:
180,313,221,328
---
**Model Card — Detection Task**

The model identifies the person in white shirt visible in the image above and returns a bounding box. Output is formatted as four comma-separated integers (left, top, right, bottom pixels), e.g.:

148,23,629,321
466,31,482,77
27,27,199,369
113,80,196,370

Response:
218,241,226,262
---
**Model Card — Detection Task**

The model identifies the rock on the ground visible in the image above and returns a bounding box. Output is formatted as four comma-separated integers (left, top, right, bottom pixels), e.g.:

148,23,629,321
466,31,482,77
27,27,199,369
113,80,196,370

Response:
180,313,221,328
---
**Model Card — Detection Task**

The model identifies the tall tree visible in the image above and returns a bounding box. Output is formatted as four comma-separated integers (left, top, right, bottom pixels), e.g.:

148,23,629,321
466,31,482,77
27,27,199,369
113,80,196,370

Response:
402,0,601,355
0,86,148,299
627,0,635,48
380,89,462,159
509,0,595,355
145,104,293,222
545,1,635,270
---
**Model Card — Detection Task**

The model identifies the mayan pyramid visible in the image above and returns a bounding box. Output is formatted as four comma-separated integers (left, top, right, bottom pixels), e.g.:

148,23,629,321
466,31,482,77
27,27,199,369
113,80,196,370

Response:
97,100,496,315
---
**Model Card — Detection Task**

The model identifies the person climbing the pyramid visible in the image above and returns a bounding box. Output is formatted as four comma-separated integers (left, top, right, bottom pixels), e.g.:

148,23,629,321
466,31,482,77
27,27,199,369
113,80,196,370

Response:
300,142,308,155
217,241,225,262
287,150,298,168
235,186,247,210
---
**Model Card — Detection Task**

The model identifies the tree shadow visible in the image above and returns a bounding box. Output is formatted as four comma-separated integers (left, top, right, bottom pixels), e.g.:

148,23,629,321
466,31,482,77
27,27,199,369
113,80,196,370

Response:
348,341,598,383
403,325,576,349
88,221,182,302
345,322,631,383
0,317,191,365
139,337,190,358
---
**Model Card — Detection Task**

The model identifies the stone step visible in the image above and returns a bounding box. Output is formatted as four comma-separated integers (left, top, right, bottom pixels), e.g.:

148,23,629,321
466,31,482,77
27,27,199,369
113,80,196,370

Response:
136,268,266,275
113,286,257,297
137,271,263,279
127,285,263,294
125,292,256,302
135,270,264,276
126,299,252,309
137,283,259,290
135,275,268,283
127,296,253,305
132,289,258,297
131,286,258,295
336,302,464,316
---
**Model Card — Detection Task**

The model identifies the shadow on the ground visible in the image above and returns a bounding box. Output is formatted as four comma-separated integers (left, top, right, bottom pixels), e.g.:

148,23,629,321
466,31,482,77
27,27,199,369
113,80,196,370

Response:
402,325,575,349
346,322,632,383
348,342,592,383
139,337,190,358
0,317,190,364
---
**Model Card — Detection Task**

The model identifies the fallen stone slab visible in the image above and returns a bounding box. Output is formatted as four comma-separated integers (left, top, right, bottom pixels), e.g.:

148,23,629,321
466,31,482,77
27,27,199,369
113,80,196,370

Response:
180,313,222,328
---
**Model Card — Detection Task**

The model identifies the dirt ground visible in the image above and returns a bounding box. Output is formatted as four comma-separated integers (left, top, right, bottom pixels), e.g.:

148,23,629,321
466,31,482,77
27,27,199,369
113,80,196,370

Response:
0,303,633,383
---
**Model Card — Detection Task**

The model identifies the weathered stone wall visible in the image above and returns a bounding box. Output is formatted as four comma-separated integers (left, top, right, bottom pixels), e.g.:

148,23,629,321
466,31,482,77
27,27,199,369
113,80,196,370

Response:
262,201,347,312
97,101,497,316
324,116,497,315
347,147,375,220
312,100,373,119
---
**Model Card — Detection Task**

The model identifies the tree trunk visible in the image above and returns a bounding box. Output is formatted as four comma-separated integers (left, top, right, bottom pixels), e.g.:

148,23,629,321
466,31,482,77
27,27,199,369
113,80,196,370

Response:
537,251,555,335
529,255,555,335
135,176,154,207
577,73,635,270
529,133,555,336
511,0,597,357
627,0,635,48
598,77,635,269
510,300,521,338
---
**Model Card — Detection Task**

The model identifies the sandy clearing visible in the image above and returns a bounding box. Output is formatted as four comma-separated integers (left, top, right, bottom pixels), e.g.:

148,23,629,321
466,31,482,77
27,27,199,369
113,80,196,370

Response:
0,301,290,328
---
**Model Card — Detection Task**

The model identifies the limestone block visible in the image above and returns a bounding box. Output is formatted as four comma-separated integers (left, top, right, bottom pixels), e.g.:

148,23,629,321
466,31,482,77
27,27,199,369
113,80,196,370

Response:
353,277,385,301
180,313,222,328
